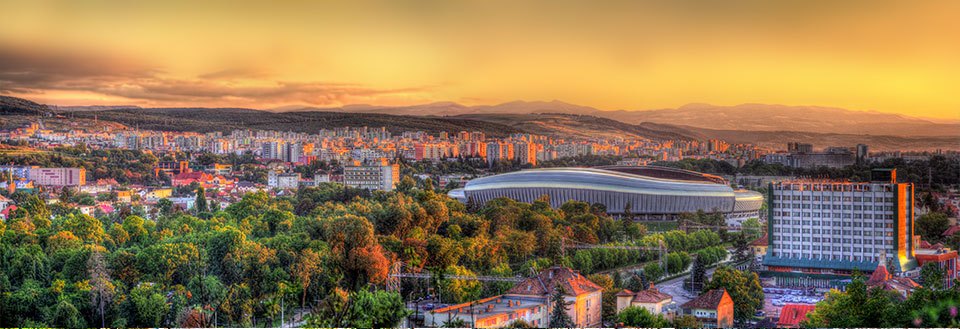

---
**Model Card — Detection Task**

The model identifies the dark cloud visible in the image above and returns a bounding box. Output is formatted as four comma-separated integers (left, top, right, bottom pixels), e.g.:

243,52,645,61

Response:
0,46,430,106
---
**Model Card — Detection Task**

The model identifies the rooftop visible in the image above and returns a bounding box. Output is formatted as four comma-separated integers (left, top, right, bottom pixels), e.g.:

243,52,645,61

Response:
507,266,602,297
681,288,730,310
777,304,816,327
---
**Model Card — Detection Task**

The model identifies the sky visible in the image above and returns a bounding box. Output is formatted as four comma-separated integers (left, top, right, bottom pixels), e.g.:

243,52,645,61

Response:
0,0,958,120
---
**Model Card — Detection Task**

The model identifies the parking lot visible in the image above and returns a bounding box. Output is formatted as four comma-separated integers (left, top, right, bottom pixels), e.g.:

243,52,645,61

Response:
761,287,824,318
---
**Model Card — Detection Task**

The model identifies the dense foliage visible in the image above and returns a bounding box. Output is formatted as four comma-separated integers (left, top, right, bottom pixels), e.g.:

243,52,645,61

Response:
0,178,720,327
802,275,960,328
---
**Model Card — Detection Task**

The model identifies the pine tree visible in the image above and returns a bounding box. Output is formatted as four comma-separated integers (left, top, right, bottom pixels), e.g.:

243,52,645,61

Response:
689,256,706,292
549,285,574,328
194,186,208,214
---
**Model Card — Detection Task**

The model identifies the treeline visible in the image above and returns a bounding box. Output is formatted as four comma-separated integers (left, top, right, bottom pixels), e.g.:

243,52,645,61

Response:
802,272,960,328
1,177,699,327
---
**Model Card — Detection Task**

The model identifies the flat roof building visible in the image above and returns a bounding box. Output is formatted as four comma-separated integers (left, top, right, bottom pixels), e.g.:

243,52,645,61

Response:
763,169,918,286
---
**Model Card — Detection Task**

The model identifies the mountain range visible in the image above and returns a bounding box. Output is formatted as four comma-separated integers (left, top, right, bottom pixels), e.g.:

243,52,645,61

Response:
280,100,959,137
4,96,958,151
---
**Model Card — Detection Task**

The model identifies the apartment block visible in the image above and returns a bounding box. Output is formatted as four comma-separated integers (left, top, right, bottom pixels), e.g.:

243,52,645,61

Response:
763,169,917,283
343,158,399,191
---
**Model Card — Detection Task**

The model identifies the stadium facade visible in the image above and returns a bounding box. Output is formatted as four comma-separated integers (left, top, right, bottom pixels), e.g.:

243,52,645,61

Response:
449,167,762,223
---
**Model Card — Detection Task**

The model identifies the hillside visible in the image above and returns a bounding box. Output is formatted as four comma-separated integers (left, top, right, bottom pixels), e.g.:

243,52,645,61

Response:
453,113,699,140
275,100,960,138
65,107,524,137
599,103,960,137
0,95,52,115
663,124,960,152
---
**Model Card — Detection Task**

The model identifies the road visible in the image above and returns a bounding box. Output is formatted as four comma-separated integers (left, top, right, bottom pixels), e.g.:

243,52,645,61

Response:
656,266,721,306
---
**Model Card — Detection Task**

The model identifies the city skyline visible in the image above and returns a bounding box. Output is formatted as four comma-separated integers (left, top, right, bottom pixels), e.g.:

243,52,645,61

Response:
1,1,958,120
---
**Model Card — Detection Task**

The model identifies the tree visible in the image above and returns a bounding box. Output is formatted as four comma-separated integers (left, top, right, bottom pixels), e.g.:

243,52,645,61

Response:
549,285,574,328
195,186,208,214
916,212,949,243
741,218,762,240
343,290,409,328
618,306,669,327
50,300,86,328
587,273,618,320
131,283,168,327
89,250,115,328
801,275,897,328
672,314,700,328
919,262,945,291
396,175,416,192
687,256,706,292
292,248,322,317
643,263,664,281
702,266,764,324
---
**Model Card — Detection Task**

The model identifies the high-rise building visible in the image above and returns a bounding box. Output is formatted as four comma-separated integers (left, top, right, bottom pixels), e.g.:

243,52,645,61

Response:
284,143,301,163
343,158,400,191
763,169,917,287
856,144,869,164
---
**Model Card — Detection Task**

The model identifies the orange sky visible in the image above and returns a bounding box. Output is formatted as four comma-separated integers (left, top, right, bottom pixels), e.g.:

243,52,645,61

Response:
1,0,957,119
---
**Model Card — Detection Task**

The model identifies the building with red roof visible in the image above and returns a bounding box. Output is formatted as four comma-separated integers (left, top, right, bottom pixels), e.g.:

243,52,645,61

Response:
680,288,734,328
915,239,959,289
427,266,602,328
777,304,816,328
866,255,920,299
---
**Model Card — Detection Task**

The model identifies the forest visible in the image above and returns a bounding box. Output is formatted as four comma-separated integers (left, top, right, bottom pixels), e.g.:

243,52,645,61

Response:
0,176,735,328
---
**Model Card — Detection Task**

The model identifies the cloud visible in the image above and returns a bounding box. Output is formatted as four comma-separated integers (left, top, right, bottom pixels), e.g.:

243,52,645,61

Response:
0,45,431,107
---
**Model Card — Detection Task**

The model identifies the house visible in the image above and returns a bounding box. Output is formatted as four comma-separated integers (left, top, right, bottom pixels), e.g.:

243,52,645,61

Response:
427,267,602,328
749,233,768,260
777,304,815,328
0,194,12,210
866,256,920,299
115,190,133,203
1,205,17,221
615,283,672,314
506,266,603,328
680,288,734,328
143,188,173,203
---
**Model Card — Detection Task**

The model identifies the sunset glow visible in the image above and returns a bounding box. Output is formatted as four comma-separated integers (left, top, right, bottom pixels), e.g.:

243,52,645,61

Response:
1,0,958,119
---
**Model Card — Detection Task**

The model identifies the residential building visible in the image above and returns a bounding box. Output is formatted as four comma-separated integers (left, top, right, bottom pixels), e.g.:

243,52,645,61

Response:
506,266,602,327
268,172,300,189
343,158,399,191
425,267,601,328
749,234,769,260
914,240,959,289
680,288,734,328
763,169,918,287
30,168,86,186
424,295,549,328
615,283,672,314
865,255,920,299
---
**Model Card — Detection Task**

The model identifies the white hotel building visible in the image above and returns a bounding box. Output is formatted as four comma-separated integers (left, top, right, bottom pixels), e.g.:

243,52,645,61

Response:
763,169,917,286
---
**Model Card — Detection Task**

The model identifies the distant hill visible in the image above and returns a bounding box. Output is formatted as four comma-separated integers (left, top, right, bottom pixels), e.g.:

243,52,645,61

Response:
452,113,699,141
277,100,600,116
0,95,52,115
1,95,956,150
64,107,525,137
600,103,960,137
279,101,960,138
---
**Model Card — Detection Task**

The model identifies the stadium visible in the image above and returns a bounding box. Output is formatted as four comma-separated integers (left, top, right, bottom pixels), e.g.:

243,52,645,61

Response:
449,166,763,222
